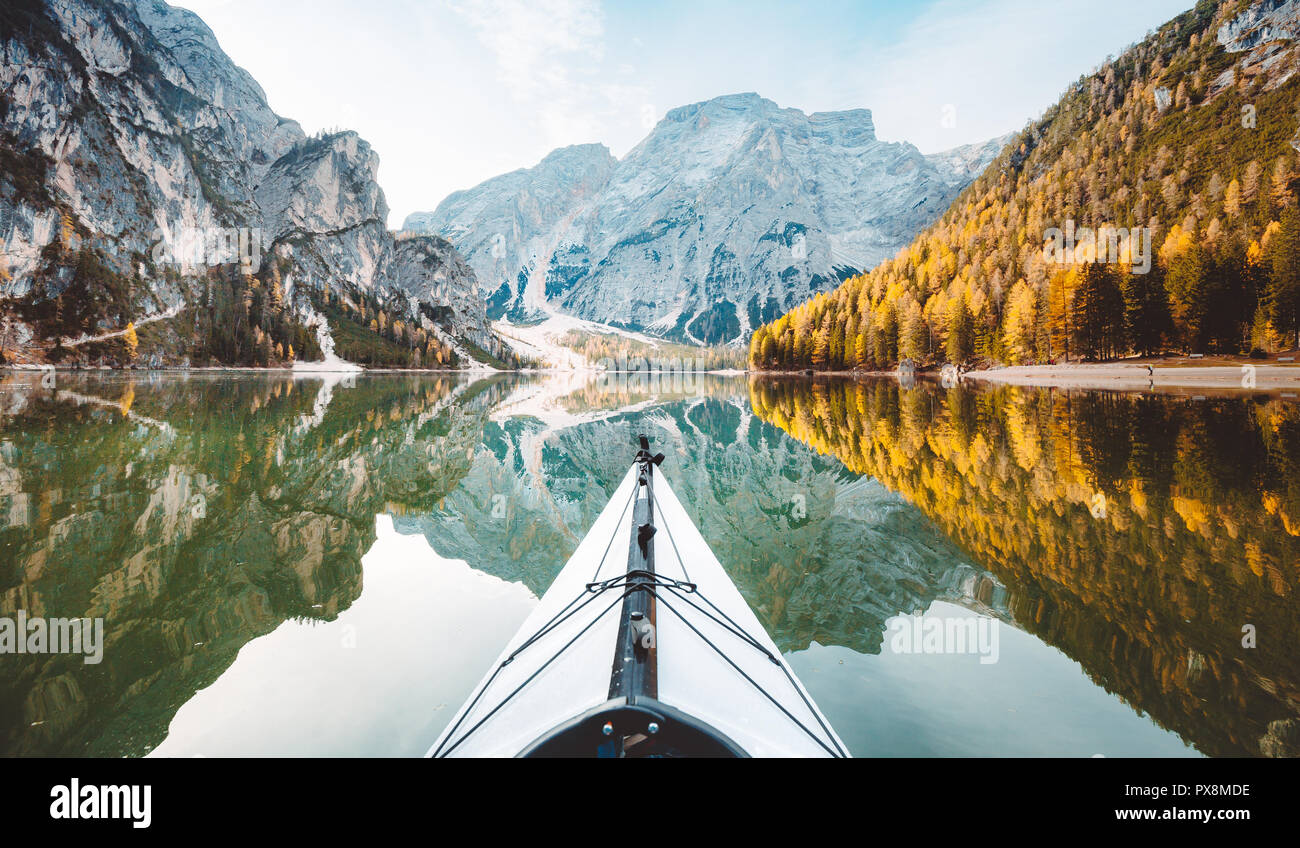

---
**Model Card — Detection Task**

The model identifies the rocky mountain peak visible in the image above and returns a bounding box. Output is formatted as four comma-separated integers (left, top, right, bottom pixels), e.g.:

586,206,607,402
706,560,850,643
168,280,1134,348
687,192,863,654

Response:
647,93,878,162
405,92,1003,343
538,142,616,167
259,131,388,237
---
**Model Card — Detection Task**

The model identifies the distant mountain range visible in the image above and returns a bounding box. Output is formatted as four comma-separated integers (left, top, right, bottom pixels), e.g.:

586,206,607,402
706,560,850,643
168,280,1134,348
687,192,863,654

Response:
405,94,1008,344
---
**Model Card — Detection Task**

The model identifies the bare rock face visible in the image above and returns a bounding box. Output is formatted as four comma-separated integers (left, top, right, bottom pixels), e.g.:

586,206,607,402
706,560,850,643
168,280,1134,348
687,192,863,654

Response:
388,234,492,347
257,131,392,297
1,0,278,304
1219,0,1300,52
1217,0,1300,91
406,93,1007,344
131,0,305,190
0,0,490,362
403,143,617,324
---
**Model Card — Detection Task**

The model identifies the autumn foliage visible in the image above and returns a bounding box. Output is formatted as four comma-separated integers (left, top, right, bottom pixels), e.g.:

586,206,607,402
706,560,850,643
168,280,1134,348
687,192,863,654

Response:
752,1,1300,371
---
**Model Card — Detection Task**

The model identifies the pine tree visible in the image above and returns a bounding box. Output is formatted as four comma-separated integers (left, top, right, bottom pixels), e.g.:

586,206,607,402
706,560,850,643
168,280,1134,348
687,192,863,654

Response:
1165,242,1209,351
945,296,975,364
60,212,76,252
1241,160,1262,207
1001,280,1038,364
1270,156,1296,211
854,331,869,369
811,315,831,369
1224,178,1241,217
1122,268,1171,356
900,302,928,362
1266,208,1300,348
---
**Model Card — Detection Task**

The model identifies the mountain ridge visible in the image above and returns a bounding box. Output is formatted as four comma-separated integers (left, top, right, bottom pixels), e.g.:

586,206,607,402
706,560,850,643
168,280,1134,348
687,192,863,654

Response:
405,92,1009,344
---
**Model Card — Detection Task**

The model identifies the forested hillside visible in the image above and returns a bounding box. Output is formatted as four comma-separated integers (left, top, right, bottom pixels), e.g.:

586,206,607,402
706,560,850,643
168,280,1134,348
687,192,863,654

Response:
750,0,1300,371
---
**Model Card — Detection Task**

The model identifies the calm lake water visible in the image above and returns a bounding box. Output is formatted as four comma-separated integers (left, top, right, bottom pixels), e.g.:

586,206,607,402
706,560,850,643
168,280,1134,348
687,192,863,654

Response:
1,370,1295,757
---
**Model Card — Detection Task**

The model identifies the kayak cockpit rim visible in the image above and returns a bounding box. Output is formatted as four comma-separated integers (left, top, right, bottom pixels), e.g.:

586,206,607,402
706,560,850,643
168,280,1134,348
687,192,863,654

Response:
518,698,749,758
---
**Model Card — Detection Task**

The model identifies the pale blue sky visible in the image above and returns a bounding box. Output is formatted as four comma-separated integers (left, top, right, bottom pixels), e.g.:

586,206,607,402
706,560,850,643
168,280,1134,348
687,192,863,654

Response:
177,0,1194,227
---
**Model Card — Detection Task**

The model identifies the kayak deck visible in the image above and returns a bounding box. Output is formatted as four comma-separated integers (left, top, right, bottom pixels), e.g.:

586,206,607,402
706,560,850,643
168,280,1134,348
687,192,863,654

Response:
428,438,847,757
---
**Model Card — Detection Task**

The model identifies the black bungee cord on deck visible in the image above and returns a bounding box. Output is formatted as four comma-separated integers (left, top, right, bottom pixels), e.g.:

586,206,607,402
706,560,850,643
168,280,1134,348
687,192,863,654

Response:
434,450,665,758
432,436,845,758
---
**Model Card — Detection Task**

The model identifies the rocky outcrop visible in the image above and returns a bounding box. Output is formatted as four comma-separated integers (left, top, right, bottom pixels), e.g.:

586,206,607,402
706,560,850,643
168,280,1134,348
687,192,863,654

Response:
1219,0,1300,52
1217,0,1300,90
405,93,1008,343
1,0,279,304
388,233,492,347
257,131,391,296
403,143,617,326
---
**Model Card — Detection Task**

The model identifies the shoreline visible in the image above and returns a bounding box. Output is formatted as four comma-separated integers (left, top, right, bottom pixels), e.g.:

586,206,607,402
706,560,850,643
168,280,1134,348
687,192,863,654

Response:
0,364,749,377
0,364,490,375
10,362,1300,392
965,362,1300,391
748,361,1300,393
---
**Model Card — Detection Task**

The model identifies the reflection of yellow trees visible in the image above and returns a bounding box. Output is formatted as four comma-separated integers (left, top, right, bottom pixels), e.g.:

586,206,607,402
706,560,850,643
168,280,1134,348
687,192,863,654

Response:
750,376,1300,756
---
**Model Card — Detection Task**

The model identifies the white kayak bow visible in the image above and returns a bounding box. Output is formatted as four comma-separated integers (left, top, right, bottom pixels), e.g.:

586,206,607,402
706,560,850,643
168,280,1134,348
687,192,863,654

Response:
428,435,848,758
